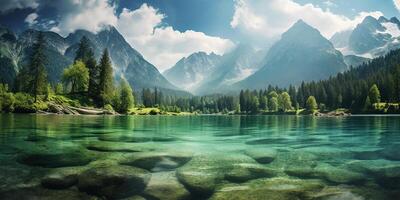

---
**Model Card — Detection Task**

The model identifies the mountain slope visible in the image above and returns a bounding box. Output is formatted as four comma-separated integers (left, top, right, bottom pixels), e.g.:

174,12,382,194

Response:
237,20,348,89
163,52,222,91
333,16,400,58
194,44,264,94
344,55,370,68
65,26,178,91
0,26,182,94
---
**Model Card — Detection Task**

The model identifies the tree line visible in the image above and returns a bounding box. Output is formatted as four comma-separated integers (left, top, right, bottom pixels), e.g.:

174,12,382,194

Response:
1,33,134,113
1,31,399,115
140,49,400,114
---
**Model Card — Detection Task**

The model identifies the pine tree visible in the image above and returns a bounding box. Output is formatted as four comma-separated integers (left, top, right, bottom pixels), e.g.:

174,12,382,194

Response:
306,96,318,112
118,78,134,113
368,84,381,104
98,49,114,106
75,36,91,62
27,32,48,102
75,36,99,100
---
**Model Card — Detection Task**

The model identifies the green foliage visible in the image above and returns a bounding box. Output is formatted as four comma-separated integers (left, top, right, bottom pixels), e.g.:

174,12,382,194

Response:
268,91,278,99
118,79,134,113
0,84,15,112
75,36,100,101
62,60,89,93
55,83,64,95
368,84,381,104
48,95,80,107
278,92,292,111
98,49,114,106
20,32,48,101
259,96,268,110
268,97,278,112
104,104,114,112
13,93,36,113
364,96,372,111
306,96,318,112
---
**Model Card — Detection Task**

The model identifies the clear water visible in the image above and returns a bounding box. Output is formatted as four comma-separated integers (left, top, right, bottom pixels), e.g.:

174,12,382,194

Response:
0,114,399,200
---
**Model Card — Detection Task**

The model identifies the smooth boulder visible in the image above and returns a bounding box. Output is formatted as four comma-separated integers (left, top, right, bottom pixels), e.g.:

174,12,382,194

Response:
77,165,151,199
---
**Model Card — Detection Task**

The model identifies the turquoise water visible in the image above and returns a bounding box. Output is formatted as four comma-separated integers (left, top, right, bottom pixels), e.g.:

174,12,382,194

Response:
0,114,399,199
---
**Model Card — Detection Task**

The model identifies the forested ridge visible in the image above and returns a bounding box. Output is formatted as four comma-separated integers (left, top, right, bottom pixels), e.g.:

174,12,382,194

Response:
0,33,399,115
141,49,400,114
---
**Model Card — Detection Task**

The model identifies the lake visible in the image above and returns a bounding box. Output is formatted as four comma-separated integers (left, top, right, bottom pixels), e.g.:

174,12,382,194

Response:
0,114,399,199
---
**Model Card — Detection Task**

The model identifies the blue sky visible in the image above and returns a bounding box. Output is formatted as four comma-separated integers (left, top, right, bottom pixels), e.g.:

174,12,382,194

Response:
0,0,399,70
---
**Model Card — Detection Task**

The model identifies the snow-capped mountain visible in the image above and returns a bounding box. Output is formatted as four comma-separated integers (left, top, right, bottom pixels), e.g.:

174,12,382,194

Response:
194,44,264,95
237,20,348,89
164,44,264,95
163,52,222,92
0,26,183,94
332,16,400,58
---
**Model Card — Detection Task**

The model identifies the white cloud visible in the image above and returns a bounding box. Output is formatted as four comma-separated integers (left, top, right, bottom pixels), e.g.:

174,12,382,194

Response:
0,0,38,13
50,0,117,36
116,4,234,71
46,1,233,71
395,0,400,11
231,0,383,43
24,12,38,26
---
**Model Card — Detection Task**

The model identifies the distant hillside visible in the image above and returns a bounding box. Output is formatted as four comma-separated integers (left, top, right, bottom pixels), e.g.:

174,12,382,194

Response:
237,20,348,89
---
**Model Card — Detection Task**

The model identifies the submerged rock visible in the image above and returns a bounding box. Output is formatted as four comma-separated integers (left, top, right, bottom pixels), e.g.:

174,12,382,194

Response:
17,152,93,168
0,186,93,200
286,162,365,185
120,152,191,172
225,163,276,183
143,171,190,200
98,135,177,143
176,154,256,197
245,138,289,145
41,167,86,189
98,135,152,143
244,148,277,164
41,173,77,189
210,177,325,200
77,165,151,199
86,142,144,153
381,145,400,161
346,159,400,189
308,186,365,200
314,163,365,184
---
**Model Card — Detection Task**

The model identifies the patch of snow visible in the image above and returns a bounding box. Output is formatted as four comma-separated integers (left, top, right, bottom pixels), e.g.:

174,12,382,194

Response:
337,46,374,59
222,68,256,85
381,22,400,38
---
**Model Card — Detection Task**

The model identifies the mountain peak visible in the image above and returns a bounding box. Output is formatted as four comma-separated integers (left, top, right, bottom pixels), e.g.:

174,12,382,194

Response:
286,19,318,34
390,17,400,25
280,19,327,47
362,16,378,24
378,16,389,23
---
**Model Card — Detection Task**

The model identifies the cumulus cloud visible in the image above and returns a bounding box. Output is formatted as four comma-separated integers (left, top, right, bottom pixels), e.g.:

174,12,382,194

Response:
116,4,234,71
231,0,383,43
24,12,38,26
0,0,38,13
45,1,233,71
395,0,400,11
50,0,117,36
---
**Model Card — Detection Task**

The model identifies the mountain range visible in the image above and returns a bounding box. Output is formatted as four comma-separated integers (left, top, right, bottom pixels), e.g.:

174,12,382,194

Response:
331,16,400,58
236,20,348,89
1,15,399,96
0,25,185,95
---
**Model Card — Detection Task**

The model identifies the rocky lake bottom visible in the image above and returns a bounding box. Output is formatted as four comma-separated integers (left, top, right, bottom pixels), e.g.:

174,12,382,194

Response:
0,114,399,200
